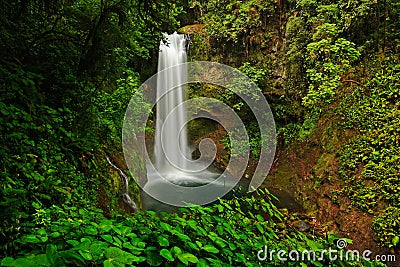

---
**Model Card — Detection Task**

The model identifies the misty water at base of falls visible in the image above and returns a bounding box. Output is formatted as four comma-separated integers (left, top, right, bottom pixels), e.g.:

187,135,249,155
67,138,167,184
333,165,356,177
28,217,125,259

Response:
141,33,244,212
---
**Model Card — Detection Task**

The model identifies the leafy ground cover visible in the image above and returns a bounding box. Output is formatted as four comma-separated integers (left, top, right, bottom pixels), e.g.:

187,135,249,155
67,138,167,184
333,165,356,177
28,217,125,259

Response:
0,190,383,267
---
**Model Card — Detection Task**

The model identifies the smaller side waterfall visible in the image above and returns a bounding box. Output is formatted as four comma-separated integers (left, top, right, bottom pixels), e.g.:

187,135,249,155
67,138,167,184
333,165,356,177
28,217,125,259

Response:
106,155,138,212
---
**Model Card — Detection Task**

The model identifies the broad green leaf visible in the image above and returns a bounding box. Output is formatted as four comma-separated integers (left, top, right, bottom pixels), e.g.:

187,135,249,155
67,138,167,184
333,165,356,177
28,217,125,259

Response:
104,247,138,265
105,247,124,259
160,222,172,232
1,257,15,266
46,244,58,265
37,229,46,236
187,220,198,229
160,249,174,261
172,246,182,256
58,250,85,264
221,248,233,257
49,232,60,238
178,253,198,264
113,236,123,247
216,225,224,235
217,205,224,212
196,258,209,267
312,260,324,267
228,242,236,250
177,255,188,265
126,232,137,239
85,226,98,235
256,224,264,234
187,242,200,251
157,236,169,247
306,238,323,251
39,236,48,242
202,245,219,253
103,259,124,267
131,237,146,248
72,240,91,251
392,236,399,246
99,222,113,232
256,214,264,222
66,240,79,247
235,253,246,263
210,236,227,248
79,251,93,261
90,241,108,255
119,226,132,236
13,257,35,267
175,233,191,242
101,234,113,243
146,251,163,266
32,254,49,266
20,234,40,243
195,241,203,248
123,242,144,255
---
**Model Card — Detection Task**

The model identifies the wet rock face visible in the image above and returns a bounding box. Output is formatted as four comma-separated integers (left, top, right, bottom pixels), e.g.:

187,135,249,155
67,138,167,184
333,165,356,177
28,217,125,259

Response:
178,24,204,35
293,220,311,232
271,144,399,266
267,187,304,212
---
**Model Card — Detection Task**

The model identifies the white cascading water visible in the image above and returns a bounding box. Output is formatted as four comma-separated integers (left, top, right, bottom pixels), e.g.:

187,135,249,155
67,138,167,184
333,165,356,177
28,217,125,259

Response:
142,32,238,211
154,32,189,173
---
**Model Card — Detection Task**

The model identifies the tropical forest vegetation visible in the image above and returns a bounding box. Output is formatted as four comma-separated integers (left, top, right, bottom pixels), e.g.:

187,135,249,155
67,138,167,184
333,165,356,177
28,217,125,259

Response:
0,0,399,266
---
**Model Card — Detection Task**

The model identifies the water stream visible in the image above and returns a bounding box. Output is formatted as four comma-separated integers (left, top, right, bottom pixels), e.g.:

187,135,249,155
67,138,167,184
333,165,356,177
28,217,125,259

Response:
106,155,139,212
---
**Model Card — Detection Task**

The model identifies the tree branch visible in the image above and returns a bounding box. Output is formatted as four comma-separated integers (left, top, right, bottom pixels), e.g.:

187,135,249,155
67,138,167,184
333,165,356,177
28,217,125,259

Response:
341,79,363,86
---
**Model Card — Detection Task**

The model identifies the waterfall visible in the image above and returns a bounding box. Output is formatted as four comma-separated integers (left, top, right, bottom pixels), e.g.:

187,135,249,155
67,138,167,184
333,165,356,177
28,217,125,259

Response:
141,33,242,211
106,155,138,212
154,32,189,173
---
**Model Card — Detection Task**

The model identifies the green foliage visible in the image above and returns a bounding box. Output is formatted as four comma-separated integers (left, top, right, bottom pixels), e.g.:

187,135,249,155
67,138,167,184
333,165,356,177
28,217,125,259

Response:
237,63,267,86
303,23,360,108
222,63,265,111
198,0,274,44
278,1,400,252
0,101,101,254
221,123,261,160
335,57,400,246
187,62,267,160
285,16,309,93
0,0,185,258
298,112,319,140
278,123,302,145
218,63,267,160
93,69,141,146
373,207,400,249
2,0,400,264
295,0,374,35
0,190,373,267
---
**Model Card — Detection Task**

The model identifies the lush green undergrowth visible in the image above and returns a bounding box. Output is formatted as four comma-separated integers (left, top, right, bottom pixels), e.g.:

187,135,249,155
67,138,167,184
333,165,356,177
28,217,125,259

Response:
0,0,184,258
336,57,400,248
188,0,400,254
2,0,400,266
1,190,383,267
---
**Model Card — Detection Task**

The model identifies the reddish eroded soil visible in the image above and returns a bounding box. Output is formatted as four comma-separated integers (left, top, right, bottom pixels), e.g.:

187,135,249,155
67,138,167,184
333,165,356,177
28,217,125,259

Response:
270,141,398,266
